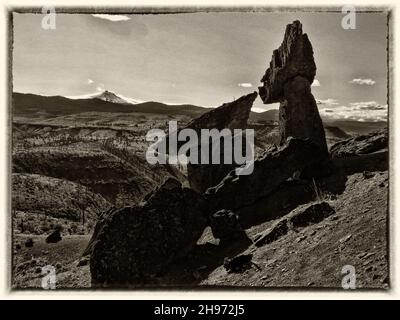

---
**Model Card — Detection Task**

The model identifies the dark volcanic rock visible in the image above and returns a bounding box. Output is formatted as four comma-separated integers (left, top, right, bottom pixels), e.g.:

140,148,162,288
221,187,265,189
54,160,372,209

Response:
254,219,289,247
259,20,316,104
279,76,328,153
332,150,388,176
330,129,388,158
45,229,62,243
258,20,327,153
223,254,253,273
235,179,316,228
205,138,326,218
289,202,335,228
24,238,34,248
89,178,209,287
186,92,257,132
185,92,257,193
83,206,116,256
254,202,335,247
210,209,244,242
329,129,388,175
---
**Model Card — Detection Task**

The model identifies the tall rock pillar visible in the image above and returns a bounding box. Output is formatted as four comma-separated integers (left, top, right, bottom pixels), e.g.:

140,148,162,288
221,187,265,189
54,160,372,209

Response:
258,20,328,154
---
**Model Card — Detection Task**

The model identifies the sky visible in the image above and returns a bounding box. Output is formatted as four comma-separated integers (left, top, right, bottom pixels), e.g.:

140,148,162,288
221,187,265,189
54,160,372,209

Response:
13,11,388,121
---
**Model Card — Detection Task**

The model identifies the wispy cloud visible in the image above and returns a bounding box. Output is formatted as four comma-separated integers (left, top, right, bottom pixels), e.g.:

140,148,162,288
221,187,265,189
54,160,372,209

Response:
238,83,253,88
349,78,376,86
349,101,386,110
96,83,105,92
316,98,339,106
311,79,321,87
92,14,131,22
319,101,387,122
87,79,94,85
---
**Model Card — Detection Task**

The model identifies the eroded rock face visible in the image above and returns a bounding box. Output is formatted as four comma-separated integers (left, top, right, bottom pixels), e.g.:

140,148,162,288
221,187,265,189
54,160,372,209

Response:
185,92,257,193
186,92,257,132
253,202,335,247
330,128,388,158
258,20,327,153
329,128,388,175
259,20,316,104
279,76,328,152
254,219,289,247
289,201,335,228
205,138,326,222
89,178,209,287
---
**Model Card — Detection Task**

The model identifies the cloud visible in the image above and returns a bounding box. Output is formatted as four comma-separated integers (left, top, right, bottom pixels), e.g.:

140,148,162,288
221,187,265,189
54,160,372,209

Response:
96,83,105,92
319,101,387,122
349,78,376,86
311,79,321,87
92,14,131,22
87,79,94,85
238,83,253,88
316,98,339,106
349,101,386,110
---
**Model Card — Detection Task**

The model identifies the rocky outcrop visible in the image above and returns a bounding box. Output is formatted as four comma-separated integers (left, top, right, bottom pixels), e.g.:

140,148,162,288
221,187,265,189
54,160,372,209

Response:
254,202,335,247
186,92,257,132
45,229,62,243
259,20,327,153
289,201,335,228
254,219,289,247
330,128,388,158
210,209,245,242
223,254,253,273
205,138,327,225
330,128,388,175
89,178,209,287
184,92,257,193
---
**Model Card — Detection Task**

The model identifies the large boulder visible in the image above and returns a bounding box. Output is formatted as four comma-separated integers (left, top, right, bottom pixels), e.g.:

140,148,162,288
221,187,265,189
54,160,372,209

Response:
209,209,245,242
184,92,257,193
45,229,62,243
258,20,327,153
89,178,209,287
205,138,326,220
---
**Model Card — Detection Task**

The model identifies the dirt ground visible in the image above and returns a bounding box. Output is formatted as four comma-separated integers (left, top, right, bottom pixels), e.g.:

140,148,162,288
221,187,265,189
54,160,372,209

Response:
12,170,388,290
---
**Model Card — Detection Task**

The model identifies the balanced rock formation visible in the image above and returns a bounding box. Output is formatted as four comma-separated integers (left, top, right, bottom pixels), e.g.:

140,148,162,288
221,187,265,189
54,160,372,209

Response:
184,92,257,193
89,178,209,287
259,20,328,153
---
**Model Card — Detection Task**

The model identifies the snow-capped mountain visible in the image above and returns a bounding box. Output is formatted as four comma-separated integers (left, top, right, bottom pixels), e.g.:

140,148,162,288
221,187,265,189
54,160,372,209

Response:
66,90,143,104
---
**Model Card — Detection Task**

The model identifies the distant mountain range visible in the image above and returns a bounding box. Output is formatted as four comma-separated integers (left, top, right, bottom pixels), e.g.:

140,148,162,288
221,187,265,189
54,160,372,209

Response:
12,91,206,118
12,91,280,122
12,91,387,134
